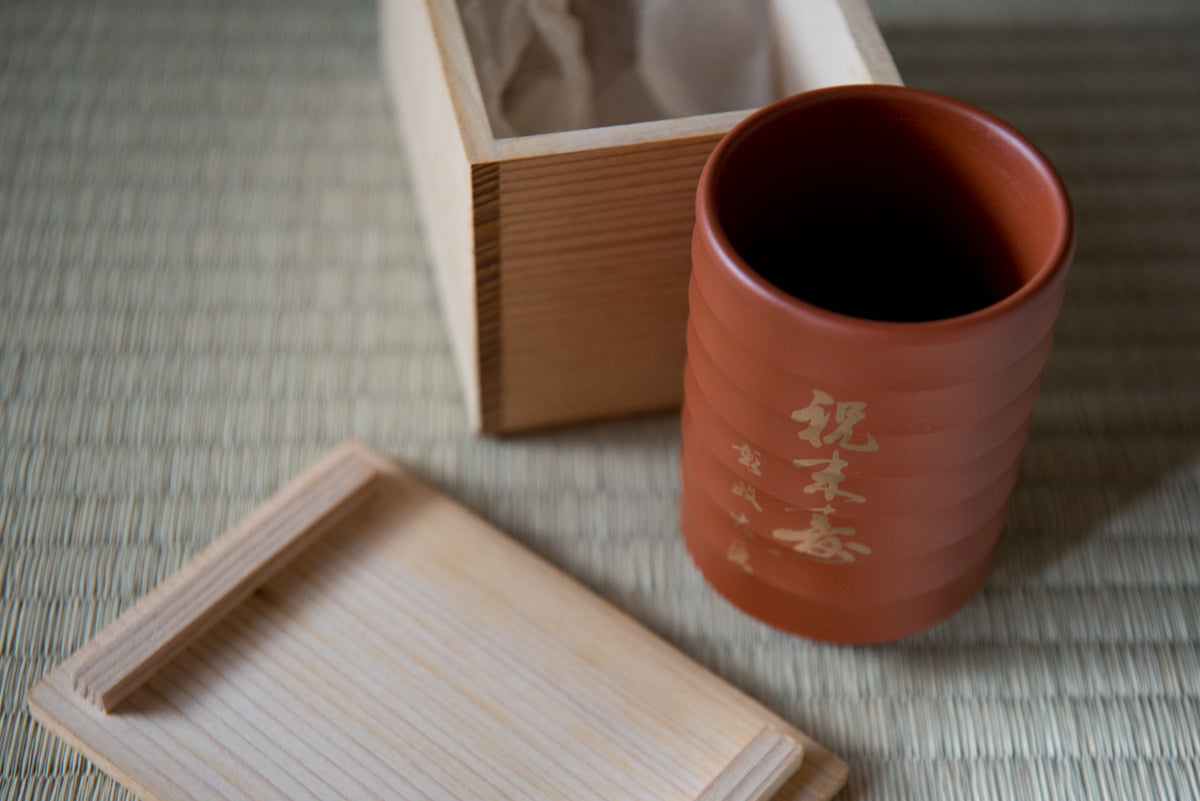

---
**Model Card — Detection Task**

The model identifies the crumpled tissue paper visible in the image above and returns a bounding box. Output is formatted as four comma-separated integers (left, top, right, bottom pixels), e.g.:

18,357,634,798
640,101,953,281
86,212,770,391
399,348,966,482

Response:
459,0,774,137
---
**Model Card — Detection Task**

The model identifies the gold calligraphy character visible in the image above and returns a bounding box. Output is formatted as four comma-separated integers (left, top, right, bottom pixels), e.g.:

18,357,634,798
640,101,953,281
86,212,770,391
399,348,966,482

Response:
731,480,763,512
772,514,871,563
727,541,754,573
791,390,879,452
793,450,866,504
731,442,763,476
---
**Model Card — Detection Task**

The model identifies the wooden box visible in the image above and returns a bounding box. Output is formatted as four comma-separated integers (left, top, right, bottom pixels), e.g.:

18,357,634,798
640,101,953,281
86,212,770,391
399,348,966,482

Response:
380,0,901,433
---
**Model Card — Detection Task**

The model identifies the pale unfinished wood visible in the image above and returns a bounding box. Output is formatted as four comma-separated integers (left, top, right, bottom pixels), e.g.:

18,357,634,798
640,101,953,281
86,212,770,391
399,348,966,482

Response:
697,727,804,801
380,0,901,433
70,443,381,713
769,0,903,94
380,0,486,429
29,442,849,801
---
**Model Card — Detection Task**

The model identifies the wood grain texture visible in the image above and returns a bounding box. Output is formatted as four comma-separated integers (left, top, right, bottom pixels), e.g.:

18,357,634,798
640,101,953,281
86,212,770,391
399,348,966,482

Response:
380,0,901,433
69,442,381,713
472,160,504,432
697,727,804,801
490,134,721,431
28,443,849,801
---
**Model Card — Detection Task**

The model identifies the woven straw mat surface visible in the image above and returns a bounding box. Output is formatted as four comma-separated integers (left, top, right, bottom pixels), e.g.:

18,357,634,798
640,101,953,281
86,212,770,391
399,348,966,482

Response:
2,2,1198,799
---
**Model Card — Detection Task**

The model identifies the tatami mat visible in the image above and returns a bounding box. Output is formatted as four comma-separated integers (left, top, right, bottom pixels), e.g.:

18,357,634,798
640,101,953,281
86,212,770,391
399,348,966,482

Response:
2,2,1198,799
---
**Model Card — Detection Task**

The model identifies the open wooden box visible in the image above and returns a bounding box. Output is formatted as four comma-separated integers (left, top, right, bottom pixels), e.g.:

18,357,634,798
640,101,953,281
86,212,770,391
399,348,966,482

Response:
380,0,901,433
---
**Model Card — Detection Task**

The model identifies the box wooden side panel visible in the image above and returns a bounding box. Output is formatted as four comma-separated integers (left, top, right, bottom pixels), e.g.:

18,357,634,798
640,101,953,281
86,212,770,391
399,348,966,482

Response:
488,133,722,432
380,0,484,429
769,0,902,93
830,0,902,86
472,161,503,431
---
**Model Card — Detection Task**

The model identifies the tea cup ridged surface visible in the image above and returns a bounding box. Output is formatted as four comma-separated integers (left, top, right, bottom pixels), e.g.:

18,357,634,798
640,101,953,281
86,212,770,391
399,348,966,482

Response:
680,85,1074,643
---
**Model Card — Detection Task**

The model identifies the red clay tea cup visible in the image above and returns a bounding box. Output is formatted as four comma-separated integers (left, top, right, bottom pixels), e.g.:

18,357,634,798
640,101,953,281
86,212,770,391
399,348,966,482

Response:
680,84,1074,643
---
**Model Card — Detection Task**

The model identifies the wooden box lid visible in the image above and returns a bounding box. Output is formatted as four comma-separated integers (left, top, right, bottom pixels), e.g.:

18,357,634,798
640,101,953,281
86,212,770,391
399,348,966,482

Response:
28,442,847,800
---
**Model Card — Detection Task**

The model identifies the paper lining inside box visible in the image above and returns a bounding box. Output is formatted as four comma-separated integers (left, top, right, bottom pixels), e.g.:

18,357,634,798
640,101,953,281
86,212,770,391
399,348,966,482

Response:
459,0,784,137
